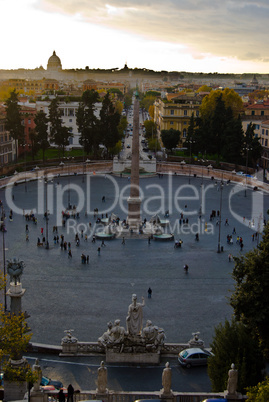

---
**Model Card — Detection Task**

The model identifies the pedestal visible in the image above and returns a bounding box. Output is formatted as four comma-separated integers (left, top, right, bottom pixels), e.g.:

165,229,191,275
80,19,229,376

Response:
106,350,160,364
7,282,26,315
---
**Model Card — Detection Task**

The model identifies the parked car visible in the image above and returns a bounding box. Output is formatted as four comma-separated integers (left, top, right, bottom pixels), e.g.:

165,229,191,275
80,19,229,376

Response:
178,348,213,368
41,376,63,389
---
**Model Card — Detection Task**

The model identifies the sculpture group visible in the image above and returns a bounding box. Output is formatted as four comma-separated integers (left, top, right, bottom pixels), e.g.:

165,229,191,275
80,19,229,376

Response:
98,294,165,354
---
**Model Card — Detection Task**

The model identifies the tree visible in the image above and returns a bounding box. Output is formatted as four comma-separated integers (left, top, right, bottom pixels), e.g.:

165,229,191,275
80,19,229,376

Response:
197,85,212,93
230,223,269,357
144,120,157,139
244,122,262,168
76,89,100,156
48,98,71,157
140,95,157,112
34,110,49,162
5,89,24,161
148,105,155,120
99,93,121,156
246,377,269,401
208,319,264,394
161,128,181,152
200,88,243,120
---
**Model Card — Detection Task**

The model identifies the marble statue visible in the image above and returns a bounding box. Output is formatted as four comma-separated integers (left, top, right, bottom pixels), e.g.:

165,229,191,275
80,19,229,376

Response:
162,362,172,394
126,294,145,335
227,363,238,395
188,331,205,348
32,358,42,392
97,361,107,393
98,322,113,348
62,329,78,344
110,319,126,344
142,320,166,347
7,258,25,285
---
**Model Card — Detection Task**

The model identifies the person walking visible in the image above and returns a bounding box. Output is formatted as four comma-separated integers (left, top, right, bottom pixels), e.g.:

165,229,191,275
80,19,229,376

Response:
98,247,101,256
148,287,152,298
184,264,189,272
122,237,125,245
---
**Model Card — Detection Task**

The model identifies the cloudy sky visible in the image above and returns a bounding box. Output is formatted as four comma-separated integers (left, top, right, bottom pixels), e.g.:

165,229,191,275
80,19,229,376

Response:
1,0,269,73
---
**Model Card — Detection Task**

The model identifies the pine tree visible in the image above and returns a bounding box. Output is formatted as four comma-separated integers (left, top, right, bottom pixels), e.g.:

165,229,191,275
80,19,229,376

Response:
5,89,24,162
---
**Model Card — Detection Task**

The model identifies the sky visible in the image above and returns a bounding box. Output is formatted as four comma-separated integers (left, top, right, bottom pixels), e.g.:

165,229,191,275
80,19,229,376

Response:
1,0,269,74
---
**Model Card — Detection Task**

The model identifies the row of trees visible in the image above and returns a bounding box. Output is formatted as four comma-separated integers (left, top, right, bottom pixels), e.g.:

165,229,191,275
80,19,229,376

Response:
4,89,124,162
154,88,262,167
207,220,269,398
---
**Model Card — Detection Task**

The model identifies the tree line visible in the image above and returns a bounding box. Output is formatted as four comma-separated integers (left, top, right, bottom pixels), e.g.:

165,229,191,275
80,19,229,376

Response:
5,89,124,162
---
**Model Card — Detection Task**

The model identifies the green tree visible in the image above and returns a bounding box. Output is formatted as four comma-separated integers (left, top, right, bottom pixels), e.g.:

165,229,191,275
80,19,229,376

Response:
230,223,269,356
28,128,39,161
144,120,157,139
244,122,262,168
34,110,49,162
5,89,24,161
117,116,128,137
247,377,269,401
208,319,264,394
161,128,181,151
99,93,121,156
76,89,100,156
200,88,243,120
48,98,71,157
140,95,157,112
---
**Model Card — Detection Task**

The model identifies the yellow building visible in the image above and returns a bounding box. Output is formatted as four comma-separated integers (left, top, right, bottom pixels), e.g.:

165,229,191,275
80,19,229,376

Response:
154,94,202,144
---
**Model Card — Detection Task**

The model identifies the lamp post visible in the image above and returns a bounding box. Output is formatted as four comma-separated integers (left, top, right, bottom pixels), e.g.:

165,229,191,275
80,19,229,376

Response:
1,205,7,311
243,145,252,197
217,181,224,253
187,137,195,184
44,175,49,249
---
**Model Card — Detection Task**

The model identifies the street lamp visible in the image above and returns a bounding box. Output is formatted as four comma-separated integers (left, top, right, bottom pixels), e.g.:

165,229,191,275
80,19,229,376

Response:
44,175,50,250
217,181,224,253
243,145,252,197
1,205,7,311
186,137,195,184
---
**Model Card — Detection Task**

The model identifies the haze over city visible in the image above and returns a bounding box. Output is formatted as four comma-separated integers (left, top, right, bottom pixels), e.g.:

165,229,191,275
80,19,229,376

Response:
2,0,269,74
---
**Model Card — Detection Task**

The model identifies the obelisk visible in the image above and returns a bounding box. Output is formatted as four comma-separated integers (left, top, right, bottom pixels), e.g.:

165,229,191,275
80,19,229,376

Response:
127,90,141,229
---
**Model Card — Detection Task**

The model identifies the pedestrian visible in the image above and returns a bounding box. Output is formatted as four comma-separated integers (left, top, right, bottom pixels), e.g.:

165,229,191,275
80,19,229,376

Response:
98,247,101,256
86,255,89,263
228,253,232,262
26,234,29,241
122,237,125,245
148,236,151,244
85,234,88,241
68,250,72,258
240,242,244,251
148,287,152,298
67,384,74,402
58,389,65,402
184,264,189,272
101,240,106,247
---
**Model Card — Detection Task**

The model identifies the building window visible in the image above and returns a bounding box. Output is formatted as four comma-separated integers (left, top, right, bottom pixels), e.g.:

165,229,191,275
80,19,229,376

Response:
196,110,199,117
265,139,268,147
183,129,187,138
251,111,255,115
69,119,72,123
170,110,174,115
266,130,268,136
261,111,264,116
262,129,264,135
170,121,174,125
184,110,187,116
68,109,74,116
262,138,264,145
69,137,73,145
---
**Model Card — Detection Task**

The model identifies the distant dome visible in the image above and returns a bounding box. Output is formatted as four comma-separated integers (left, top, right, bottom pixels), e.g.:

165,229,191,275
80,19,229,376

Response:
47,51,62,71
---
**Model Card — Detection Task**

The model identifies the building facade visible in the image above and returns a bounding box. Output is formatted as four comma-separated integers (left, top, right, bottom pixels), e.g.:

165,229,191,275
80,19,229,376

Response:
154,94,202,144
0,107,16,165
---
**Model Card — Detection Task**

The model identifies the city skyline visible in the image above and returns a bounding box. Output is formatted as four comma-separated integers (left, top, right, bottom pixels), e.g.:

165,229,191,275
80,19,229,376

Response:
1,0,269,74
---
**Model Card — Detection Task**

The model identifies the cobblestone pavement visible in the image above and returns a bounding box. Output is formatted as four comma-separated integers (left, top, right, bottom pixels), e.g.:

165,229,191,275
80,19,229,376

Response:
1,173,268,348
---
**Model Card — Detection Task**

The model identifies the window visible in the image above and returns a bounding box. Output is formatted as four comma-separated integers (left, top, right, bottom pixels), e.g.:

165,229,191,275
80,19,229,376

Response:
251,111,255,116
68,109,74,116
262,129,264,135
196,110,199,117
69,137,73,145
170,110,174,115
170,121,174,125
184,110,187,116
266,139,268,147
28,119,31,124
261,111,264,116
266,130,268,136
256,124,260,129
183,129,187,138
69,119,72,123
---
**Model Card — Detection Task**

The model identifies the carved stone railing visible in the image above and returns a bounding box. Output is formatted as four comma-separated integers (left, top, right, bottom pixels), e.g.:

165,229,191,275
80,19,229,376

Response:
42,389,235,402
61,341,190,357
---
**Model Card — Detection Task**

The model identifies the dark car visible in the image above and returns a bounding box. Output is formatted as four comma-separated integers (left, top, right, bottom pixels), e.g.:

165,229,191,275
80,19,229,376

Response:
178,348,213,368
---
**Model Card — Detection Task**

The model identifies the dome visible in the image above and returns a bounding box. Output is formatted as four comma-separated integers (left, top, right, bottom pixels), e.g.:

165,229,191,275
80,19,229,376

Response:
47,51,62,71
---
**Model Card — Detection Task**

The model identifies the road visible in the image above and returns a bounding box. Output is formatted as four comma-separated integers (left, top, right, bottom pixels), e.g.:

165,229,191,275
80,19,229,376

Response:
25,353,212,392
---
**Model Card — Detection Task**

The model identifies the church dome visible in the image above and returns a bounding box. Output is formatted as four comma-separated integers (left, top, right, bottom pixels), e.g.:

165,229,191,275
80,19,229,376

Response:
47,51,62,71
